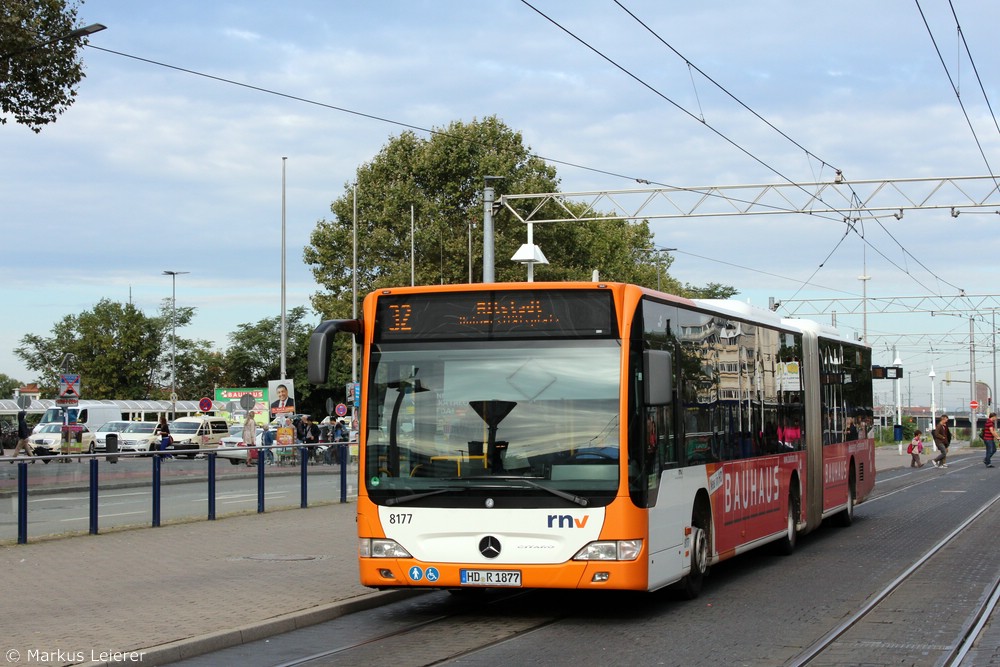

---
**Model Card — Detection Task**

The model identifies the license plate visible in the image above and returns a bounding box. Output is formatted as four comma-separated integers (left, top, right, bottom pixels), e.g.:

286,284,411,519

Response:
459,569,522,587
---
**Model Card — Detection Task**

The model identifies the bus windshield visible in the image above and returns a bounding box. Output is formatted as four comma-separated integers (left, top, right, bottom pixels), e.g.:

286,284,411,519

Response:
365,339,621,503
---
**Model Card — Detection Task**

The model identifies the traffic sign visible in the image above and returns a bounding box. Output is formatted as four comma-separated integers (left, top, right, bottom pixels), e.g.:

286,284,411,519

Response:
15,395,31,410
59,374,81,398
970,400,980,410
199,397,213,412
239,393,255,411
335,403,348,417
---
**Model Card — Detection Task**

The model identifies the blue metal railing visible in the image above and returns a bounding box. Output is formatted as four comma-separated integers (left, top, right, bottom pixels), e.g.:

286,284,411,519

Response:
2,442,356,544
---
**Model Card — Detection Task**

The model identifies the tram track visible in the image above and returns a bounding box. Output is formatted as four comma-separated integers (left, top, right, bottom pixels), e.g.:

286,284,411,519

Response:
171,452,1000,667
268,590,566,667
788,487,1000,666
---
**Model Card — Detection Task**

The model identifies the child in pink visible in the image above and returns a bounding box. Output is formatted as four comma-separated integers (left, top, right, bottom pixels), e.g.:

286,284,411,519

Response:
908,430,924,468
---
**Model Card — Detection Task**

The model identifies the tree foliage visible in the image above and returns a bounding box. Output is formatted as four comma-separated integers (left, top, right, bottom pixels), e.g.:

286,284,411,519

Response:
0,372,22,399
1,0,94,133
14,299,165,398
12,300,319,409
304,116,736,389
224,306,316,405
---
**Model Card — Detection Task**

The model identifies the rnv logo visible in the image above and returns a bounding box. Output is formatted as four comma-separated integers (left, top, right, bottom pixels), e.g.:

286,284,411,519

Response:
547,514,589,528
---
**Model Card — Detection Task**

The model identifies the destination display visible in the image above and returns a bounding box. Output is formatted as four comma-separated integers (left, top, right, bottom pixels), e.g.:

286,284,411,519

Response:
373,289,616,341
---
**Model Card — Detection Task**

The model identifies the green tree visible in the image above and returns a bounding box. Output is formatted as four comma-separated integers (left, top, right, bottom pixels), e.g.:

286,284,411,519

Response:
223,306,317,410
1,0,97,133
304,117,735,389
168,339,227,402
0,372,22,399
15,299,168,398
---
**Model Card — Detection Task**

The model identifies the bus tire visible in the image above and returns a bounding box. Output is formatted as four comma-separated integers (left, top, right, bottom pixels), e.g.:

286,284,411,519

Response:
834,472,856,527
677,525,708,600
774,495,798,555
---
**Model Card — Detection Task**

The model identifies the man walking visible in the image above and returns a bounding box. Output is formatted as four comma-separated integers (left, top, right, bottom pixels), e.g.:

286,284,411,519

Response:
983,412,997,468
932,414,951,468
10,411,33,459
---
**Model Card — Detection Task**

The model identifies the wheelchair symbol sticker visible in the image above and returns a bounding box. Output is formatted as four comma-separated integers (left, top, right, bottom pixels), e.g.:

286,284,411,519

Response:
425,567,440,582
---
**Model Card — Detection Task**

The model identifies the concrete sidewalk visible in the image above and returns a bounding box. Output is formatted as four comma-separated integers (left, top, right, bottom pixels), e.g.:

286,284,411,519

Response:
1,501,410,667
0,444,938,667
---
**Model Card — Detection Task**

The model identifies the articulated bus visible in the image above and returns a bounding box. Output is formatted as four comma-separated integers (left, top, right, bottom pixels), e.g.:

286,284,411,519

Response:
308,282,875,597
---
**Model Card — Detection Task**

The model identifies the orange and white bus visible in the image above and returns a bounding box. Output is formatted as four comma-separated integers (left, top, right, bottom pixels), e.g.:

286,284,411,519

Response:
308,282,875,596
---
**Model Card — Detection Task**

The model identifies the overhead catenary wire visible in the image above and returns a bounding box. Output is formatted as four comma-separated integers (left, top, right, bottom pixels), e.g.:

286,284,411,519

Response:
947,0,1000,137
89,17,969,312
608,1,967,301
914,0,1000,190
524,1,967,304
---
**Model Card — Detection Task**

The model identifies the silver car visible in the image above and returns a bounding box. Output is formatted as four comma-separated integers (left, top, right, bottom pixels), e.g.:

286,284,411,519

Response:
92,420,132,453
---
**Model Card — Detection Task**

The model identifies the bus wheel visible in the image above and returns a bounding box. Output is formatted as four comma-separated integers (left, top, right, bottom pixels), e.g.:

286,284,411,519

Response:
774,499,797,555
835,483,855,527
677,526,708,600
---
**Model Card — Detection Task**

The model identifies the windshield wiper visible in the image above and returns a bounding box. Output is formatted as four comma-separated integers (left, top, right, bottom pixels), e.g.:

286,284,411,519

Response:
464,475,589,507
385,486,461,506
518,477,589,507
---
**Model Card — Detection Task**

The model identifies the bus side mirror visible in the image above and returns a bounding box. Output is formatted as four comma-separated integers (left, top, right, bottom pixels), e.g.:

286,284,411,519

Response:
308,319,363,384
643,349,673,406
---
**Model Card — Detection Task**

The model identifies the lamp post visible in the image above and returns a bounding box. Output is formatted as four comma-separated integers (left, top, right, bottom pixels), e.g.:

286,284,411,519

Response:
280,157,287,380
893,348,903,455
163,270,189,418
483,176,503,283
468,218,474,284
929,365,936,430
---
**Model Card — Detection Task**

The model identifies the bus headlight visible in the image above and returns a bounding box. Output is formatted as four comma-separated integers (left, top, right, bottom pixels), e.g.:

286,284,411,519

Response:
573,539,642,561
359,538,412,558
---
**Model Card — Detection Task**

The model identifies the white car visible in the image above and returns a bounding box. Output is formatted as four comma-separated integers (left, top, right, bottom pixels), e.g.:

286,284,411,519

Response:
119,421,162,454
92,420,132,453
216,425,263,465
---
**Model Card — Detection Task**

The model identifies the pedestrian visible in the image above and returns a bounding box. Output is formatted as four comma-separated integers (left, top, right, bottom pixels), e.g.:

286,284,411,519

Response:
907,430,924,468
302,415,320,462
158,415,173,459
333,418,347,442
983,412,997,468
10,410,34,460
243,412,258,467
261,425,275,465
932,414,951,468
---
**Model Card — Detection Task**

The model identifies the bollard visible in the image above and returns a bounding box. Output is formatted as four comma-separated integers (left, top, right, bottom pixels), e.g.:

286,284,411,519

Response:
17,461,28,544
257,446,265,514
89,457,99,534
207,452,216,520
340,443,348,503
152,454,161,527
300,446,308,508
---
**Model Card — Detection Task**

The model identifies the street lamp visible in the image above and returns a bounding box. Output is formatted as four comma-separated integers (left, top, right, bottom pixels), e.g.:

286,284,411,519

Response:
1,23,106,59
163,270,189,418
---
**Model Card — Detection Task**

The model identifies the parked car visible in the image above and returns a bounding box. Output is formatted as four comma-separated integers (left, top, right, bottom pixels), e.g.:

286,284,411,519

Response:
119,421,162,454
166,416,230,458
30,423,96,456
216,425,263,465
92,420,132,453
